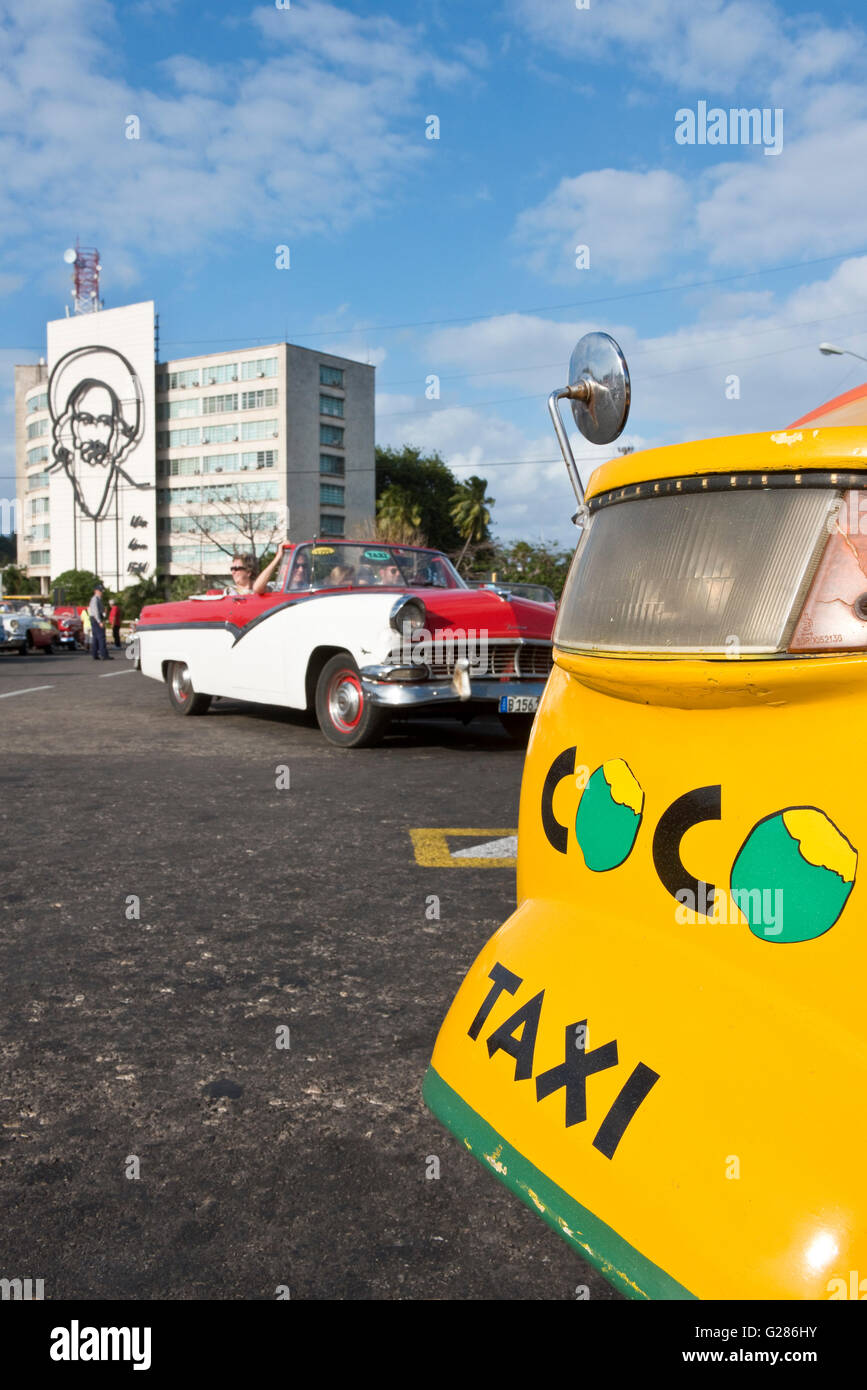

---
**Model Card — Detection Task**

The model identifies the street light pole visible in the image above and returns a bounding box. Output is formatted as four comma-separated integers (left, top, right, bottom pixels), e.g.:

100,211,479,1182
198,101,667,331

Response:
819,342,867,365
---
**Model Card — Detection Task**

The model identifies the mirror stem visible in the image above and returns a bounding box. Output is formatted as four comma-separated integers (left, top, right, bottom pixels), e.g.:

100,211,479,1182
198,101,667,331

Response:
547,387,589,524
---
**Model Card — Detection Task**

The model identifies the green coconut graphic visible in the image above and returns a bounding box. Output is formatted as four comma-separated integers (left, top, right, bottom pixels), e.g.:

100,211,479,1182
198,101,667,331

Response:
730,806,857,944
575,759,644,872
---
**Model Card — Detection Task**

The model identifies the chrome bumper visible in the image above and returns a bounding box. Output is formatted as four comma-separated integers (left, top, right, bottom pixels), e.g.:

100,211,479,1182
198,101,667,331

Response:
360,667,548,709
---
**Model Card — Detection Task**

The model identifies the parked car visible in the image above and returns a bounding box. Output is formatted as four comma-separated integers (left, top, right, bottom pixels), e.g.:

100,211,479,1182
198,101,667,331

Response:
425,332,867,1299
0,598,58,654
469,580,557,605
51,605,85,649
135,541,555,746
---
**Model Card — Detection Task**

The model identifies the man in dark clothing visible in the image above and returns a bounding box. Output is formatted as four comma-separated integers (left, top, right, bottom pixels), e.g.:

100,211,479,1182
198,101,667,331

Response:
88,583,111,661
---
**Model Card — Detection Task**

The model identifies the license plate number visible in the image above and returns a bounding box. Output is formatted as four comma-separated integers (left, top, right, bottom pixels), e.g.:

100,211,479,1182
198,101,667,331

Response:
499,695,539,713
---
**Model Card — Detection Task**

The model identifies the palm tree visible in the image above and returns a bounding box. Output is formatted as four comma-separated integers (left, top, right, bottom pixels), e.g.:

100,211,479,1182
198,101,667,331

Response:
376,485,423,542
450,476,494,570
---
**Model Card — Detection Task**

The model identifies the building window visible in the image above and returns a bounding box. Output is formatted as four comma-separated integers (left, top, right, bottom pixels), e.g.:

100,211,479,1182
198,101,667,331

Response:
241,419,278,441
29,549,50,565
158,398,201,420
27,473,50,491
320,424,344,446
320,453,345,476
320,483,345,506
319,365,344,388
159,456,202,477
320,394,344,418
320,514,345,537
202,453,240,474
241,388,278,410
27,418,48,439
202,393,239,414
202,363,239,386
30,523,51,540
241,450,276,469
217,481,277,503
26,392,49,414
27,445,50,465
159,427,202,448
29,497,50,515
240,356,278,380
202,424,241,445
157,367,201,391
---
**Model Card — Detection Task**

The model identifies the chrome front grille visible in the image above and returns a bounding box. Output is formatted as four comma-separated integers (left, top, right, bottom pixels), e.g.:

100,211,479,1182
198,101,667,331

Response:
425,641,553,680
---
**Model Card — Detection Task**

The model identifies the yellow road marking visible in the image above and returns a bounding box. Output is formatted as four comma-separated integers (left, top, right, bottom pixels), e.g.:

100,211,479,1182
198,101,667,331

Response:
409,828,518,868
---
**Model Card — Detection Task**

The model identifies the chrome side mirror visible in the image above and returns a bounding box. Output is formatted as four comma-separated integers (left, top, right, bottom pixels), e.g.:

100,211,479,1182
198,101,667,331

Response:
548,332,630,522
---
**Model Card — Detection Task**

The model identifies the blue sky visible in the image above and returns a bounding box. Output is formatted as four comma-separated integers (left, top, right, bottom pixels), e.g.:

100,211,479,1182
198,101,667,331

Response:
3,0,867,545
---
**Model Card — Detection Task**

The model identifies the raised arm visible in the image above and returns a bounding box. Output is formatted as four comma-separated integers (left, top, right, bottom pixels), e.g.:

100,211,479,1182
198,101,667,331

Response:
252,544,287,595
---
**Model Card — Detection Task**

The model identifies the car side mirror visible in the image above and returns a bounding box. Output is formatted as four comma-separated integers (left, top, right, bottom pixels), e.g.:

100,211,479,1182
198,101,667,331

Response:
547,331,631,522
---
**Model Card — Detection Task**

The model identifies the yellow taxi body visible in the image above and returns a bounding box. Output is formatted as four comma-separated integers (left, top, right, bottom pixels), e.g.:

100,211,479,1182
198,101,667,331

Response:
425,427,867,1300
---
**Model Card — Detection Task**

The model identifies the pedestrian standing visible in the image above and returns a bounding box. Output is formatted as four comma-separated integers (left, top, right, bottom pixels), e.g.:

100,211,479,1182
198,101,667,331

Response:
88,583,111,661
109,598,122,649
80,606,91,651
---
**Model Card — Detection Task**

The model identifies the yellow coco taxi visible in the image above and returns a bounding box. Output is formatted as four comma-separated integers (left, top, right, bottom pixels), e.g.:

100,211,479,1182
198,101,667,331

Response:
424,334,867,1301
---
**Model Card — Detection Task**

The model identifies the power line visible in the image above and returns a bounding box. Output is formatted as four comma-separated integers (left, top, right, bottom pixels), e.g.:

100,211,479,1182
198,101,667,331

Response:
152,246,867,350
375,308,867,390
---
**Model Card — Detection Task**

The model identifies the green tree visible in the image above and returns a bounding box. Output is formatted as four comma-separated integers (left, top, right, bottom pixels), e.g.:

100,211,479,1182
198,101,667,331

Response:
375,446,463,551
450,475,495,570
169,574,208,601
486,540,573,600
49,569,102,606
119,575,167,621
1,562,38,594
0,533,17,567
375,484,423,542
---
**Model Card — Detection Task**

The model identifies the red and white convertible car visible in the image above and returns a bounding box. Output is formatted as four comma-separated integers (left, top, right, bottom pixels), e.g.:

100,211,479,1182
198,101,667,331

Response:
136,541,555,746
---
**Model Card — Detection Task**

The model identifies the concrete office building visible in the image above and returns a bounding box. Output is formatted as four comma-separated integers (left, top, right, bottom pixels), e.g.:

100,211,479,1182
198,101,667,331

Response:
14,299,375,593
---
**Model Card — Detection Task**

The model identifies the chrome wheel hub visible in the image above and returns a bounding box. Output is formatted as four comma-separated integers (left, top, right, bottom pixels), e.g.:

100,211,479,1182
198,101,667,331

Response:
171,664,192,702
329,674,361,728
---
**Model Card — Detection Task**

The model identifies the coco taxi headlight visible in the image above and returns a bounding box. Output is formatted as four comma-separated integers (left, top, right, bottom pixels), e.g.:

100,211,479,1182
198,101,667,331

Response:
6,619,20,632
554,483,850,656
389,595,426,634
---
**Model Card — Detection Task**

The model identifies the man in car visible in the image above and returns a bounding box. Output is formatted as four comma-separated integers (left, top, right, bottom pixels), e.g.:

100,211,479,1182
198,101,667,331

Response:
377,560,405,585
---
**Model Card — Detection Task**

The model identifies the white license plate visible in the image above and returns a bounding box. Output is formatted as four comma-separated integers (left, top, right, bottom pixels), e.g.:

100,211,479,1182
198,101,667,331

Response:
498,695,539,714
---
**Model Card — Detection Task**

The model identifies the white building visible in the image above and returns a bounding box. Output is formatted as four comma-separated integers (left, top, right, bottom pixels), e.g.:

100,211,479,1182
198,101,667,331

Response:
15,300,375,592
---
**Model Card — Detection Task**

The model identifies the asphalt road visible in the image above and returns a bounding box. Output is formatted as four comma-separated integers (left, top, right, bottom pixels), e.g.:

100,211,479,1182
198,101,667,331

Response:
0,648,621,1301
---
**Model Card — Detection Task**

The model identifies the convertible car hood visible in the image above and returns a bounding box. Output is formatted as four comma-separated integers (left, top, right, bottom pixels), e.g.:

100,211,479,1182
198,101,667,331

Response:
415,588,554,639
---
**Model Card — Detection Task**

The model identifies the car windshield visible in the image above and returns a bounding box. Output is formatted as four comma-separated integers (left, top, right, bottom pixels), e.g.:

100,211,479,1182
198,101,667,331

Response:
0,600,36,614
285,544,467,592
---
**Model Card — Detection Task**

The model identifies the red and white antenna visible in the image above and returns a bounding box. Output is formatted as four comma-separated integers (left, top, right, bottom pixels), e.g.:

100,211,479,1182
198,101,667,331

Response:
62,240,102,314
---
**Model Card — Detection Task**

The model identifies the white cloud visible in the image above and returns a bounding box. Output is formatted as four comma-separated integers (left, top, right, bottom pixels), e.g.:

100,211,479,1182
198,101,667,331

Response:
380,256,867,539
695,119,867,265
514,169,693,283
0,0,479,279
510,0,863,95
515,112,867,282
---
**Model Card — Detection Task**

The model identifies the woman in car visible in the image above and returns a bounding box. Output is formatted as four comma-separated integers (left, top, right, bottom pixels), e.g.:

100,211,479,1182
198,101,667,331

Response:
226,553,258,596
327,563,355,586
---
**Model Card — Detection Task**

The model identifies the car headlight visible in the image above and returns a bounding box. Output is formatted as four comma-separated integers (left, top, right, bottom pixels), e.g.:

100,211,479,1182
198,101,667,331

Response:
389,596,426,634
7,619,19,632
